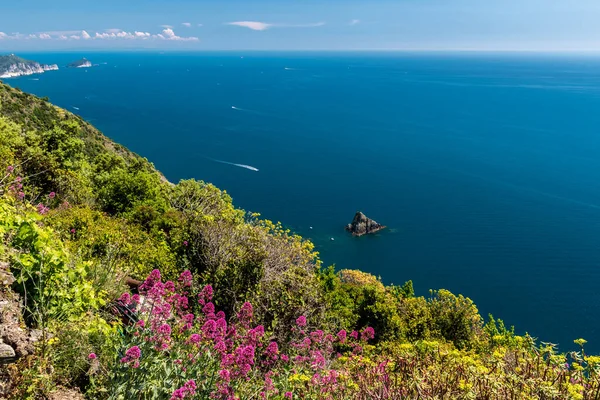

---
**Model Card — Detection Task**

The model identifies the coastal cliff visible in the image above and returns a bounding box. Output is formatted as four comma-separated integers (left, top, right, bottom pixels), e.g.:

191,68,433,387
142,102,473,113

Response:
0,54,58,78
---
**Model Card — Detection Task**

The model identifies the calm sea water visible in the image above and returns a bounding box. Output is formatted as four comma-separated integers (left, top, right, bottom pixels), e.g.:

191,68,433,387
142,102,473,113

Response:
9,52,600,351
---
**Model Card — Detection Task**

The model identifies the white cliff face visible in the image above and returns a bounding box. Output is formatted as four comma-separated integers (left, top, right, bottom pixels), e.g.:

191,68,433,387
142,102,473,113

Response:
0,62,59,78
76,60,92,68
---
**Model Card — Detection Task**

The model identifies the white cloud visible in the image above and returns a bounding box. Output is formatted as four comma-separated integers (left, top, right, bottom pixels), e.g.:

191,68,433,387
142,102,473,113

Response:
3,28,197,43
228,21,272,31
198,23,203,27
350,19,360,26
182,22,191,27
153,28,199,41
227,21,325,31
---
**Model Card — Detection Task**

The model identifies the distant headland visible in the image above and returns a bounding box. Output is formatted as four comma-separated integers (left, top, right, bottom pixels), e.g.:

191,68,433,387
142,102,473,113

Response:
0,54,58,78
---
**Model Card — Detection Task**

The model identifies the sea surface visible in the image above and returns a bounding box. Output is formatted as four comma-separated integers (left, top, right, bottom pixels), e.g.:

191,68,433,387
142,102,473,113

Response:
8,51,600,352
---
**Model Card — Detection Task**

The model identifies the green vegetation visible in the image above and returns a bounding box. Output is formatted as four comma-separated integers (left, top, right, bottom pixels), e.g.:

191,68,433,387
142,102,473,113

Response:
1,81,599,399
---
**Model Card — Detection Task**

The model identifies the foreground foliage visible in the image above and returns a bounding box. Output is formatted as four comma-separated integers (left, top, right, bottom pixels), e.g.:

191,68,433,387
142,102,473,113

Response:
0,81,599,399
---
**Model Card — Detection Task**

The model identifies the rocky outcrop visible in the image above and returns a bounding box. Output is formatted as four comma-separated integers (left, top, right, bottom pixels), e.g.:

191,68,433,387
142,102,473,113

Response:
345,211,386,236
67,58,92,68
0,264,37,364
0,54,59,78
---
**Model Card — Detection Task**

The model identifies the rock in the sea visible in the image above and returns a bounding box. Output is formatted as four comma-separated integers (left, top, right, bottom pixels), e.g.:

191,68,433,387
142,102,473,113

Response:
345,211,386,236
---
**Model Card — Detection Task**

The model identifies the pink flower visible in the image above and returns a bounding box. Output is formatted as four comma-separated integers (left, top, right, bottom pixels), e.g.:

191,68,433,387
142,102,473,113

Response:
88,353,97,360
285,392,293,399
48,192,56,199
296,315,307,327
198,285,213,305
237,302,253,326
18,192,25,200
281,354,289,362
350,330,359,340
164,280,176,292
265,341,279,359
361,326,375,341
158,323,172,336
310,330,324,343
6,166,14,174
183,240,189,247
70,228,76,234
119,292,131,304
219,369,231,382
188,333,201,344
202,302,215,316
36,203,49,215
120,345,141,366
337,329,347,343
178,270,193,287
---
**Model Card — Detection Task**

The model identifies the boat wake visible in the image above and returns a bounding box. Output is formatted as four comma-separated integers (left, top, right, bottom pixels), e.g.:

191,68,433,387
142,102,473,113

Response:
72,106,80,110
208,158,259,172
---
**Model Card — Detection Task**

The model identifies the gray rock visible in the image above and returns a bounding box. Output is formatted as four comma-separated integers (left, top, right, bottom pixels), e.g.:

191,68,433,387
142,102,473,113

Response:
0,343,15,358
345,211,386,237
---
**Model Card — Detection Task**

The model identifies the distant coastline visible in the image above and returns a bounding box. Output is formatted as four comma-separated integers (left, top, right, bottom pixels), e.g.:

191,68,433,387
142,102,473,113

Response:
0,54,58,78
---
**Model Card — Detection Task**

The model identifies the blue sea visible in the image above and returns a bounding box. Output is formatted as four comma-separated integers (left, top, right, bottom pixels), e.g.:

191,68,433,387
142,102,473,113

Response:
9,51,600,352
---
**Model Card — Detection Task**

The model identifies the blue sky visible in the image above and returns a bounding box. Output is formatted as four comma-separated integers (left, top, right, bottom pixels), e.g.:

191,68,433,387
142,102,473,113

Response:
1,0,600,51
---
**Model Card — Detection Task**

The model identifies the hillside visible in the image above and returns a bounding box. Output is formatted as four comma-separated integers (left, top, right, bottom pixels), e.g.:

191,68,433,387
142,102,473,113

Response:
0,81,598,399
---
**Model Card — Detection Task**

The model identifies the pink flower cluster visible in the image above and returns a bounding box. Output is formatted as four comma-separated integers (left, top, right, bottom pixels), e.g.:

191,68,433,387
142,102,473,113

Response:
170,379,196,400
115,268,376,399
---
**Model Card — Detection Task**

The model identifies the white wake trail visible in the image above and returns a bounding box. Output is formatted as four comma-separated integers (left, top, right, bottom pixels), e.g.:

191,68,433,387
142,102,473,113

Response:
209,158,259,172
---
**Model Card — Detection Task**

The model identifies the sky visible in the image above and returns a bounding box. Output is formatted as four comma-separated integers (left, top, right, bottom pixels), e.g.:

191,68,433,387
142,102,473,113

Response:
2,0,600,51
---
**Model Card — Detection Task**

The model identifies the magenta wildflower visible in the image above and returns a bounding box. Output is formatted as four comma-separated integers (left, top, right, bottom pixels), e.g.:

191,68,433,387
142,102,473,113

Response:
178,270,193,287
120,345,141,367
198,285,213,305
48,192,56,199
202,302,215,315
88,353,97,360
18,192,25,200
6,165,14,173
158,323,172,336
337,329,347,343
285,392,293,399
188,333,201,344
237,302,253,326
361,326,375,341
296,315,307,327
350,330,359,340
164,280,176,292
70,228,76,234
183,240,189,247
281,354,289,362
219,369,231,382
202,319,217,339
119,292,131,304
265,341,279,360
36,203,49,215
310,330,324,343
